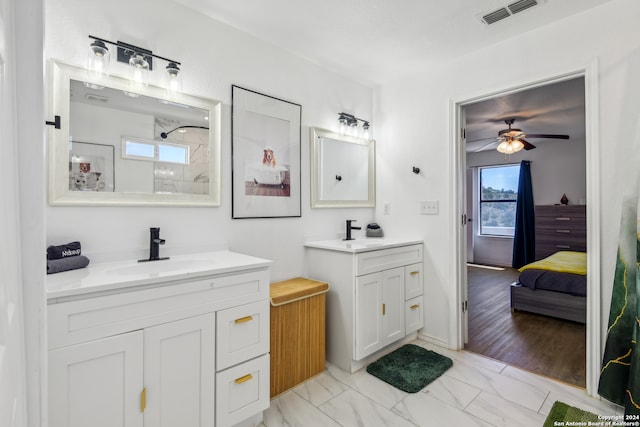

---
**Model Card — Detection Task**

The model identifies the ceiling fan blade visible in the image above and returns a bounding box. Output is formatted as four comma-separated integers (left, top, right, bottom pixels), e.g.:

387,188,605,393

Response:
519,139,536,150
525,133,570,139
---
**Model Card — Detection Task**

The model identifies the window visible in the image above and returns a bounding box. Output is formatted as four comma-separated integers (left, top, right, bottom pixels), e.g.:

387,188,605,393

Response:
122,137,190,165
479,164,520,237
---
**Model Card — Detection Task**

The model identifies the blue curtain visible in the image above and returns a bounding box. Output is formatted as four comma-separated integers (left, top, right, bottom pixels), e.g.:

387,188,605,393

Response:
512,160,535,268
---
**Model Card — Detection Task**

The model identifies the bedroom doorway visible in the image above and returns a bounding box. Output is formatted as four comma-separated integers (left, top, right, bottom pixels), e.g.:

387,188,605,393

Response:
450,65,601,394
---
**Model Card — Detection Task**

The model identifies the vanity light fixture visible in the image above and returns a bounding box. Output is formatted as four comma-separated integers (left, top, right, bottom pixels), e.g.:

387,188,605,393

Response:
87,35,182,96
338,112,371,139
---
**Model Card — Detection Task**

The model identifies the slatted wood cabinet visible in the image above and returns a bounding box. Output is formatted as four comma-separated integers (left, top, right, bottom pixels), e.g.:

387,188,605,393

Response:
535,205,587,260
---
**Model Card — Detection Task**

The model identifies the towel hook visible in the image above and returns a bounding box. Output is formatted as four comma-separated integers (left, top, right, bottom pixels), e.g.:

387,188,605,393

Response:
412,167,420,174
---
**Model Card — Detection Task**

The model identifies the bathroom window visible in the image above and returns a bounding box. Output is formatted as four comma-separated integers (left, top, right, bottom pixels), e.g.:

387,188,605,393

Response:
122,137,190,165
479,164,520,237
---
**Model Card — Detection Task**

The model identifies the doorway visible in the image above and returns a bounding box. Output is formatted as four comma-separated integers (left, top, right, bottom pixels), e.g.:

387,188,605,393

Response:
450,65,601,394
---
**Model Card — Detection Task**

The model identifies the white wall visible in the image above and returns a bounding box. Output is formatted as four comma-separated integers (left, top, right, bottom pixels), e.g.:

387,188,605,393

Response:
467,135,587,266
45,0,375,281
374,0,640,346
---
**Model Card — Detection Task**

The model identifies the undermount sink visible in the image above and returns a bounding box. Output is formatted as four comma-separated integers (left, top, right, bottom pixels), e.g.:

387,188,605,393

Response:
106,258,215,276
304,238,423,253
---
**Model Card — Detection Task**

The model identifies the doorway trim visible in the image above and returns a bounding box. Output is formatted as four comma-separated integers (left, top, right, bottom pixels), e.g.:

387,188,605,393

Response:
449,59,601,395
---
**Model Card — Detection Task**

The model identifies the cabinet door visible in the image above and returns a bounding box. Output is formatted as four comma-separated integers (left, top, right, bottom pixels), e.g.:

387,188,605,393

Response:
48,331,144,427
143,313,215,427
355,272,383,360
382,267,405,345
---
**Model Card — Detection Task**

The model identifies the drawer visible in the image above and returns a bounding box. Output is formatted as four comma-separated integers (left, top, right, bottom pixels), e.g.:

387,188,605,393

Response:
216,300,269,371
216,354,270,427
356,244,423,276
535,205,586,218
405,296,424,334
48,269,269,350
404,263,423,300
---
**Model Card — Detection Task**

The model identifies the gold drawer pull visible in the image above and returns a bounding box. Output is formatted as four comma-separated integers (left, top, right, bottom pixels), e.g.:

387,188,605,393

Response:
410,304,420,310
234,374,253,384
235,316,253,324
555,217,571,221
382,304,386,315
555,229,571,233
410,271,420,276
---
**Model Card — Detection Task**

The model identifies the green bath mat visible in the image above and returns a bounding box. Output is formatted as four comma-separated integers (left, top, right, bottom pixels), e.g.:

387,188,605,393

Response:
366,344,453,393
543,401,600,427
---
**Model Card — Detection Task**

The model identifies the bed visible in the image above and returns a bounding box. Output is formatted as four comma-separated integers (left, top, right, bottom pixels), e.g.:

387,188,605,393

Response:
510,251,587,323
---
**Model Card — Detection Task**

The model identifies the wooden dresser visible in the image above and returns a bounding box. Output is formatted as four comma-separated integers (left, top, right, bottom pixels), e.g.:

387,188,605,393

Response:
535,205,587,260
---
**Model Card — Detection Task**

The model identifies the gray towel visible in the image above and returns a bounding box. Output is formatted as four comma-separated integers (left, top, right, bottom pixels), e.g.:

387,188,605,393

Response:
47,255,90,274
47,241,81,260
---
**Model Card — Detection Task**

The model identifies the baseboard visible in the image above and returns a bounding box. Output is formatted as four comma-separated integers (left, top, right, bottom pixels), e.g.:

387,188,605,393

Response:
417,332,450,349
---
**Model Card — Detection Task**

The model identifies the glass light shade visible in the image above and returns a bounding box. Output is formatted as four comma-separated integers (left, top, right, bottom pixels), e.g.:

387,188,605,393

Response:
496,139,524,154
165,62,182,97
128,53,150,92
87,40,110,81
338,116,348,135
362,123,371,140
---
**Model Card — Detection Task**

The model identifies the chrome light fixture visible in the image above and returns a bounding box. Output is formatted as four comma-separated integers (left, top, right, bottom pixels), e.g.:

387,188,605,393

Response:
87,35,182,97
337,112,371,139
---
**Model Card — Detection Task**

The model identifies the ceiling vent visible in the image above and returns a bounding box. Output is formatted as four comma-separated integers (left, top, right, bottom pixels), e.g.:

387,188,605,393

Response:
508,0,538,15
85,93,110,103
480,0,541,25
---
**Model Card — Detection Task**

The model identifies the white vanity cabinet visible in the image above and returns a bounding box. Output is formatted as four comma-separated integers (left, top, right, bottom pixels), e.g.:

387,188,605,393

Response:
305,240,424,373
46,251,271,427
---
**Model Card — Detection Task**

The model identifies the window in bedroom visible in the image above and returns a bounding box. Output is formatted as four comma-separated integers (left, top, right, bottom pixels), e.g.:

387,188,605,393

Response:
479,164,520,237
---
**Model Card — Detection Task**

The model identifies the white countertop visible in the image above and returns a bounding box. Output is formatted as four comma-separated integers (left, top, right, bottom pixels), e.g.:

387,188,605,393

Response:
304,238,423,253
46,250,272,301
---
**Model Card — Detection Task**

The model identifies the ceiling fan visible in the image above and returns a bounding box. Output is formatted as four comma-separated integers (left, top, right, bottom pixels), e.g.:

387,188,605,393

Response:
494,118,570,154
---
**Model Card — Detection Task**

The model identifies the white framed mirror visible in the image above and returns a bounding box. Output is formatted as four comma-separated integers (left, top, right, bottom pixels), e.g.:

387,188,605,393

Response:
310,127,375,208
48,60,221,206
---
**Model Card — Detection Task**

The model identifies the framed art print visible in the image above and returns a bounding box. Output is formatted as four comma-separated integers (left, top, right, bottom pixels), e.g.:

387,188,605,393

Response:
231,85,301,218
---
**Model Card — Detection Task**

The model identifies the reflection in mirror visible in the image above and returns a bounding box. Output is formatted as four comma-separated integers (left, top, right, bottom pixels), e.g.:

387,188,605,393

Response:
310,127,375,208
49,61,221,206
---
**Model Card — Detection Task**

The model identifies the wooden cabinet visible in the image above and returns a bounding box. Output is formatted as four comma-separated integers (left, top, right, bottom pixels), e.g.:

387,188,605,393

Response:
535,205,587,260
48,261,270,427
306,242,423,373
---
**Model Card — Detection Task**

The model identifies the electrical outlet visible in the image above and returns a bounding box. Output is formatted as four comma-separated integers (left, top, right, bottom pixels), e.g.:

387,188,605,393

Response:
420,200,439,215
383,201,391,215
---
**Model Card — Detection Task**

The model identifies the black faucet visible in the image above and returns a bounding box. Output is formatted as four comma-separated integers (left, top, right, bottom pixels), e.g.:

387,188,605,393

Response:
344,220,362,241
139,227,170,262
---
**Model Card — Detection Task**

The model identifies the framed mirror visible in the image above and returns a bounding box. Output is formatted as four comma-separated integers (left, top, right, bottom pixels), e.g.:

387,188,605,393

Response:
310,127,375,208
48,61,221,206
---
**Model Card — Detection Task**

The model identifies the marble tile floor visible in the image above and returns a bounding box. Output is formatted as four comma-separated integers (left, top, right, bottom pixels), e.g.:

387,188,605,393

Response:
260,339,623,427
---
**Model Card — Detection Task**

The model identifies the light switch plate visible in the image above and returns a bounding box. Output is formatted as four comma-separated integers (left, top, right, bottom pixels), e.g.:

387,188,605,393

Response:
420,200,439,215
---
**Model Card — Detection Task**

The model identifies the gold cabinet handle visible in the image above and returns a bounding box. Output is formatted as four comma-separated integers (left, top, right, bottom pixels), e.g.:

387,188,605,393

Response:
410,271,419,276
410,304,420,310
140,388,146,413
235,316,253,324
234,374,253,384
382,304,386,315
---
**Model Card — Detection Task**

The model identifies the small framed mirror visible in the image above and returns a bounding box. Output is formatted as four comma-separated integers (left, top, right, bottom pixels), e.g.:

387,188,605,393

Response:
310,127,375,208
48,61,221,206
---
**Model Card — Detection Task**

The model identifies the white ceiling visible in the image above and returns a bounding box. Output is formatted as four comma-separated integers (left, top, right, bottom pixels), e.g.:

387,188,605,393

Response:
172,0,612,86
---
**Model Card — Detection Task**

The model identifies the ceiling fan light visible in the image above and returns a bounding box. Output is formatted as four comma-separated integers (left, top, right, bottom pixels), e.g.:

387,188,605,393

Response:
512,139,524,152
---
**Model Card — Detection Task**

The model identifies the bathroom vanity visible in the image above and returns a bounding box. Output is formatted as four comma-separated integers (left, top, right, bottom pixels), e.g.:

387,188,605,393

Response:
46,251,271,427
304,239,424,373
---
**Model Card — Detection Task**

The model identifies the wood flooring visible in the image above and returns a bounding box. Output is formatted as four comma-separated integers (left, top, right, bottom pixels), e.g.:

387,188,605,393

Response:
464,265,586,387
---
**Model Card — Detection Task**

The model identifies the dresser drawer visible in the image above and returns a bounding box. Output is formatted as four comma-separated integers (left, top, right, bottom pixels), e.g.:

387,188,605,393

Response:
216,300,269,371
216,354,270,427
404,263,423,300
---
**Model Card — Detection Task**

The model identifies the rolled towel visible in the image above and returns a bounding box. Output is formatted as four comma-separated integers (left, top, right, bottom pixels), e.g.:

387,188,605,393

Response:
47,241,81,260
47,255,90,274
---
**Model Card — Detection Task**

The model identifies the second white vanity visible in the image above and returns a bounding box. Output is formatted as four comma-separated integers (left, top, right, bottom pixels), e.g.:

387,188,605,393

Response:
46,251,271,427
305,238,424,373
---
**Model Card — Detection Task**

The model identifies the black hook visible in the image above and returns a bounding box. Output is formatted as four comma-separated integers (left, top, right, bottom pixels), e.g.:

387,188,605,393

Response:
336,175,342,181
46,115,61,129
412,167,420,174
